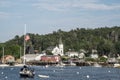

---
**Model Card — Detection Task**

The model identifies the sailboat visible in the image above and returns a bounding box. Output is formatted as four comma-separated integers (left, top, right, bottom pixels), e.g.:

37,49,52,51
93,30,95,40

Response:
19,65,35,78
19,24,35,78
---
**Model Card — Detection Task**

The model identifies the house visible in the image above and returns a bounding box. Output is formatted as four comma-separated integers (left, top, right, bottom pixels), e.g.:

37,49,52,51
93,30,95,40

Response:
92,49,97,54
102,55,108,59
1,55,15,64
35,53,46,61
79,52,85,59
52,45,64,56
107,58,118,63
47,37,64,56
52,46,60,55
41,55,61,63
21,54,40,62
65,51,79,57
90,54,99,59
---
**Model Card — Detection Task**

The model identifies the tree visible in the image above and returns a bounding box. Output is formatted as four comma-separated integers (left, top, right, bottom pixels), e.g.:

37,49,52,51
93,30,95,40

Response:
115,41,120,55
1,26,120,59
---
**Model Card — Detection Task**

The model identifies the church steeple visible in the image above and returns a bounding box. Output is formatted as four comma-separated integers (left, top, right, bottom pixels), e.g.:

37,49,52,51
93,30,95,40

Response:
59,37,64,56
59,37,62,44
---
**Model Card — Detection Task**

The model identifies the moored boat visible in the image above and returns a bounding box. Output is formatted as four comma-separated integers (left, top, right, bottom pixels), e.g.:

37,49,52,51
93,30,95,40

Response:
19,65,35,78
38,75,49,78
19,25,35,78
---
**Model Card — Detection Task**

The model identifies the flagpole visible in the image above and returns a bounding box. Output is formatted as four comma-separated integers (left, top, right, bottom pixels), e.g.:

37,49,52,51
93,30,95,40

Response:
23,24,26,65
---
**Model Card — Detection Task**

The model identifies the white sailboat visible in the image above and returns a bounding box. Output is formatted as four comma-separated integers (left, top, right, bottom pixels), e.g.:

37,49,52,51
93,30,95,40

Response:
19,24,35,78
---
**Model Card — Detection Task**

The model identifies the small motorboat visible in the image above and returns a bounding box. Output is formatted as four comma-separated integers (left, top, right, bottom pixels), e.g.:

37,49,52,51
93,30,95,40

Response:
19,65,35,78
38,75,49,78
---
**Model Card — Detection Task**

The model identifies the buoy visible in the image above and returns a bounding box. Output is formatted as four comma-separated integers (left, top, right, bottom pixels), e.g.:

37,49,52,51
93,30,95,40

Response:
5,76,8,79
53,70,55,72
108,70,111,73
86,75,90,78
77,72,79,74
11,68,14,70
1,72,4,74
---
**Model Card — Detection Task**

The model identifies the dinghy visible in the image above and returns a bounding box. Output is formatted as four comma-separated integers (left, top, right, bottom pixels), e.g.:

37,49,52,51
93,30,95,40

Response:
38,75,49,78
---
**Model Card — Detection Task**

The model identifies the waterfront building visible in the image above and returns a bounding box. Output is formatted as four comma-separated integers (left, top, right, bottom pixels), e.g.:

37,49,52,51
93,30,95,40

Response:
90,54,99,59
79,52,85,59
65,51,79,57
21,54,40,62
107,58,118,63
35,53,46,61
1,55,15,64
90,49,98,59
41,55,61,63
48,37,64,56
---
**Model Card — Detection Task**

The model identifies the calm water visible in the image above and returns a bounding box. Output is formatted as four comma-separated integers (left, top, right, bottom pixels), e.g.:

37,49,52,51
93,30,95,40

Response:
0,66,120,80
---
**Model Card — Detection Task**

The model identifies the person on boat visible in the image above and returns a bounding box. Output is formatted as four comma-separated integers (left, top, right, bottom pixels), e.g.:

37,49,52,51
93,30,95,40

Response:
21,65,29,72
20,65,35,78
21,65,34,73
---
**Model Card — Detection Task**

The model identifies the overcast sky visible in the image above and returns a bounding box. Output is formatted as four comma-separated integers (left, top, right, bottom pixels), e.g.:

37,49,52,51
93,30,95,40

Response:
0,0,120,42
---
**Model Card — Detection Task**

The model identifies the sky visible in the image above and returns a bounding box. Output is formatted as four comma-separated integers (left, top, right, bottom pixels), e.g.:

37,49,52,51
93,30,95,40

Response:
0,0,120,42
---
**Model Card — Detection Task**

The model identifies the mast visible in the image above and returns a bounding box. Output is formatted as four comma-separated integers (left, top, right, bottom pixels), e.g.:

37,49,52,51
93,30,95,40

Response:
23,24,26,64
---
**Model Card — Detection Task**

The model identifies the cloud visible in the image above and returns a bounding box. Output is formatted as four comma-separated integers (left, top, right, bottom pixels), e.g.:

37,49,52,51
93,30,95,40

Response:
0,0,12,7
0,12,10,19
32,0,120,11
78,3,120,10
32,1,68,11
0,12,22,20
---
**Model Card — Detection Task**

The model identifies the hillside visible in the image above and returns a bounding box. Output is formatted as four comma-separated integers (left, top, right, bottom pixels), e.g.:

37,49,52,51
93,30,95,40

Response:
0,26,120,58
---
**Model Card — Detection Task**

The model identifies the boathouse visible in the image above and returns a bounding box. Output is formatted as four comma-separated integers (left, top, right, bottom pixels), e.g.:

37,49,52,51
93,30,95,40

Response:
1,55,15,64
41,55,61,63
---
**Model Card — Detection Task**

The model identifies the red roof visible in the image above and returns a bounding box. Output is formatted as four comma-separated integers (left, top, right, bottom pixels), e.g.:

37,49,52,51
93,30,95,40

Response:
41,55,61,62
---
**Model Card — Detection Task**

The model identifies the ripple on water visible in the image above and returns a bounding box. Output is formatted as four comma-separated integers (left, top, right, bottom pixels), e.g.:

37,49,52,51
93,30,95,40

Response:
0,66,120,80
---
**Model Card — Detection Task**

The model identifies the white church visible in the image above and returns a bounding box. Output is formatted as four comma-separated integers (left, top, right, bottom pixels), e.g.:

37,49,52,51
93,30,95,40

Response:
51,38,64,56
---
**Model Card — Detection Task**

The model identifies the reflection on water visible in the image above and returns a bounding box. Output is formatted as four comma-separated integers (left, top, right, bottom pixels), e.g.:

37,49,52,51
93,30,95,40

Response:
0,66,120,80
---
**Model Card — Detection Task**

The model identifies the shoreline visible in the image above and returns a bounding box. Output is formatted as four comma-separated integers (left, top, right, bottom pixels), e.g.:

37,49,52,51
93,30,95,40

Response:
0,64,25,67
0,62,120,68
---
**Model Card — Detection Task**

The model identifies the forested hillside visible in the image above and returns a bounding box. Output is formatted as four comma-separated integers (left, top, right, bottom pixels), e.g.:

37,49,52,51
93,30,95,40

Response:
0,26,120,59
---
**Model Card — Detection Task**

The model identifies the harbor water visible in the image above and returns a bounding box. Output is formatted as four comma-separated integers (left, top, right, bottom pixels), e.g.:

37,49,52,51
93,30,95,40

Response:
0,66,120,80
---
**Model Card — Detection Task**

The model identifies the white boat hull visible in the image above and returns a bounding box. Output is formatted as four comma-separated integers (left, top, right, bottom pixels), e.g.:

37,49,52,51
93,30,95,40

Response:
38,75,49,78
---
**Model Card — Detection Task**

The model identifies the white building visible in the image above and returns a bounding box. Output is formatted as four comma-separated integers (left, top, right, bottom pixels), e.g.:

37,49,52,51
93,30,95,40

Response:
59,39,64,56
35,53,46,61
90,49,98,59
21,54,40,62
65,51,79,57
90,54,99,59
51,37,64,56
52,46,61,55
79,52,85,59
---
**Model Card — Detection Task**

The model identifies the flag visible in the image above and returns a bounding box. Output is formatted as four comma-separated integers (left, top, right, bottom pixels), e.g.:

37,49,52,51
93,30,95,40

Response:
25,34,30,41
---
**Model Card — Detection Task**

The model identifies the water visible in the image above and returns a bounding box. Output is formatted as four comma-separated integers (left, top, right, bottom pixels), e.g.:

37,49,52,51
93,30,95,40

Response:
0,66,120,80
